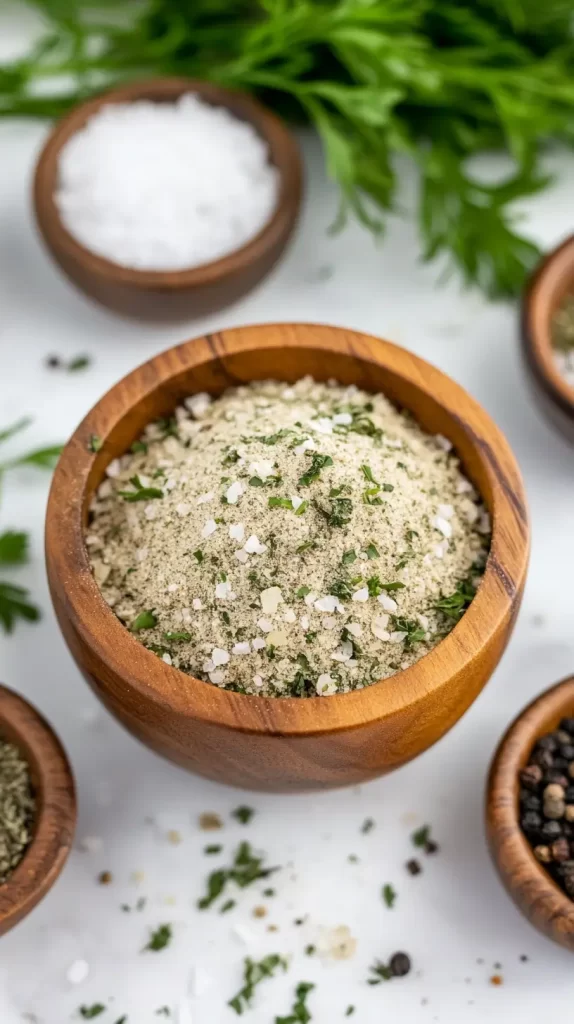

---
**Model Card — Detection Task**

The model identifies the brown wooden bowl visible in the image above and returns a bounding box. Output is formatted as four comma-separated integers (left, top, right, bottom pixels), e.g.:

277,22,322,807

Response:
487,676,574,950
0,684,76,936
522,235,574,443
32,78,303,321
45,323,530,792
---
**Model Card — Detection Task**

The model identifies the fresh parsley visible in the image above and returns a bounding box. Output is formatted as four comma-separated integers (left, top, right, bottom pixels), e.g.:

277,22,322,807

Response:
229,955,287,1015
144,923,172,952
382,883,397,908
0,530,28,565
275,981,315,1024
0,582,40,632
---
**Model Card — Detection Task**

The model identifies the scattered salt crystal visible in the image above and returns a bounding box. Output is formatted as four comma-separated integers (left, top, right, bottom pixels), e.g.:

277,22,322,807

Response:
390,631,407,643
378,594,398,612
185,392,212,419
251,638,266,650
304,591,317,607
313,417,333,434
267,629,288,646
434,433,452,451
136,547,148,562
346,622,362,637
433,515,452,538
203,660,215,673
456,478,474,494
188,965,213,998
235,549,249,564
98,479,113,499
209,670,225,685
416,613,429,630
67,959,89,985
331,641,353,662
244,534,267,555
79,836,103,854
215,581,235,601
252,675,264,688
291,495,304,511
225,481,244,504
162,653,172,665
352,587,369,602
260,586,283,614
284,608,297,623
300,615,310,630
322,616,338,630
197,492,214,505
257,618,274,633
314,595,338,613
386,437,402,449
201,518,217,538
167,583,178,593
434,540,449,559
105,458,121,478
477,510,491,535
232,642,251,656
293,438,315,455
316,673,337,696
229,523,245,542
249,460,275,481
176,502,191,517
211,647,230,666
437,503,454,519
372,616,391,641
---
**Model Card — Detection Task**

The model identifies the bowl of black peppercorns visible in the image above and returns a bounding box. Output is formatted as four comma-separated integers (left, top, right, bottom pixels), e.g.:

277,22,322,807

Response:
487,675,574,951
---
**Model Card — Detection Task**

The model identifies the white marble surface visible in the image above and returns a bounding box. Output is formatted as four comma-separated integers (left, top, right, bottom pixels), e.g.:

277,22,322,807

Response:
1,12,574,1024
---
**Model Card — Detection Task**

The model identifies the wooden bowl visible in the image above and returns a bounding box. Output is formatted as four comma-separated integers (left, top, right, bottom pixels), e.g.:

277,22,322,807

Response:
522,235,574,442
32,78,303,321
487,676,574,950
45,323,529,792
0,684,76,936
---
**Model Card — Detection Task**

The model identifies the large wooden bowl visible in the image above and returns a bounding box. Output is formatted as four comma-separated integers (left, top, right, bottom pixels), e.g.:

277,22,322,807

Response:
487,676,574,951
0,684,76,936
33,78,303,321
522,235,574,443
45,323,529,792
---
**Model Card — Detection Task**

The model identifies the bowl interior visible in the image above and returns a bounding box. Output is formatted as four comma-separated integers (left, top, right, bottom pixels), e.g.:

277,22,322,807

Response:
47,325,528,737
35,78,301,287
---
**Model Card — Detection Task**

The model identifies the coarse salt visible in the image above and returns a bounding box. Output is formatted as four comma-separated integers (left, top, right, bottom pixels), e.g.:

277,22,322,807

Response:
352,587,369,603
378,593,398,612
225,481,244,504
197,491,214,505
260,586,283,615
56,95,279,271
185,392,212,419
211,647,230,666
229,523,245,542
201,518,217,538
244,534,267,555
232,642,251,656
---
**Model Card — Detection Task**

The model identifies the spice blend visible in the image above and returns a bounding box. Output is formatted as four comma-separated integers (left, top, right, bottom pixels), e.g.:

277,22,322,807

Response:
551,295,574,390
520,718,574,898
87,378,490,697
0,737,35,884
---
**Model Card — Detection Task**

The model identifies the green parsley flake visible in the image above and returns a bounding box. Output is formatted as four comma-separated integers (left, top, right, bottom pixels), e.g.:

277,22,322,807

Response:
144,923,172,952
229,955,287,1015
383,883,397,908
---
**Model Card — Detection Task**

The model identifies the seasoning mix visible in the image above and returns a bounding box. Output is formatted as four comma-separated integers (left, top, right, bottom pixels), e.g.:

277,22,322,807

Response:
520,719,574,898
56,94,279,272
0,737,35,884
551,294,574,390
86,377,490,697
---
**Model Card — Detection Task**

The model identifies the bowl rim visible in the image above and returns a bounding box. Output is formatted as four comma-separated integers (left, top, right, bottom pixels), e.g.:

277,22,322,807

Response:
486,675,574,944
45,322,529,736
522,234,574,418
32,76,303,290
0,683,76,932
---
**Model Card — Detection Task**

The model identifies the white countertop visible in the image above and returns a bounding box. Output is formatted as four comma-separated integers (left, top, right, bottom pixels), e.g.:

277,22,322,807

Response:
1,12,574,1024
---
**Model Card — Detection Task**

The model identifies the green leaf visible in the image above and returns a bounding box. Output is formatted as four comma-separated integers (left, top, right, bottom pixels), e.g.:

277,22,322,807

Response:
144,923,172,952
412,824,430,848
88,435,103,453
0,531,28,565
382,883,397,908
268,496,293,509
229,954,287,1015
0,582,40,633
68,354,91,372
132,609,157,631
0,418,32,446
118,476,163,502
7,445,62,470
79,1007,106,1020
365,543,379,559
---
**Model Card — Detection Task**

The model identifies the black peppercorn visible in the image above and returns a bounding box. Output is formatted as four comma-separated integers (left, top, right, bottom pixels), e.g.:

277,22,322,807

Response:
564,874,574,897
551,838,570,862
45,354,61,369
520,764,543,790
536,735,558,752
560,718,574,735
561,745,574,761
424,840,439,855
543,770,568,788
566,786,574,803
532,749,554,769
541,820,562,840
389,952,411,977
405,858,421,876
521,811,543,835
520,792,541,812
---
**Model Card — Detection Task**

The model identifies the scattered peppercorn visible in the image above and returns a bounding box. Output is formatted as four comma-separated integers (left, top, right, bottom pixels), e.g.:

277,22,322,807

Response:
389,952,411,977
199,812,223,831
98,870,113,885
519,723,574,900
406,858,422,876
253,905,267,918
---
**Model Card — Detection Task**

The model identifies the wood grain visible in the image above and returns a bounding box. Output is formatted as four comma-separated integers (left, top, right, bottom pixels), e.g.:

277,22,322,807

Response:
0,684,76,936
45,323,530,791
33,78,303,321
487,676,574,951
522,234,574,443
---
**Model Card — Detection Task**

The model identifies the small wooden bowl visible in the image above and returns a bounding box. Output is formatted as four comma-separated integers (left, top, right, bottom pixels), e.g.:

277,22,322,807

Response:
487,676,574,950
33,78,303,321
45,323,529,792
0,684,76,936
522,235,574,442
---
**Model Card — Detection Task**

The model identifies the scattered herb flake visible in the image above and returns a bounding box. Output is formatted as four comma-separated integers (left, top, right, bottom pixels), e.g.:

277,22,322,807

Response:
88,434,103,453
342,549,357,564
79,1007,106,1020
383,884,397,908
205,844,222,855
232,806,255,825
144,924,173,952
365,543,379,559
298,453,333,487
228,955,287,1015
412,825,431,848
360,464,378,484
198,841,278,909
132,609,158,632
275,981,315,1024
118,476,164,502
361,818,375,834
220,898,236,913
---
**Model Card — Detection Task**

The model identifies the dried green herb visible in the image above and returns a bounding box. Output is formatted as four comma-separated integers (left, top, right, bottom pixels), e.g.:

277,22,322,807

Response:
298,453,333,487
232,806,255,825
118,475,164,502
132,609,158,631
79,1007,106,1020
144,923,172,952
198,841,278,909
411,825,431,848
382,884,397,908
88,435,103,453
0,739,35,883
229,954,287,1014
275,981,315,1023
435,577,476,622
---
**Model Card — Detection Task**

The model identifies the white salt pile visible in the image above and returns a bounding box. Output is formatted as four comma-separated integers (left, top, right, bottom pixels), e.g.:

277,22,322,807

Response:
56,94,279,271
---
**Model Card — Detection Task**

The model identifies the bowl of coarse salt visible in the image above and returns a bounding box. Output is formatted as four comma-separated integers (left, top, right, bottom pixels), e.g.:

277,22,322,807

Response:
33,79,303,321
